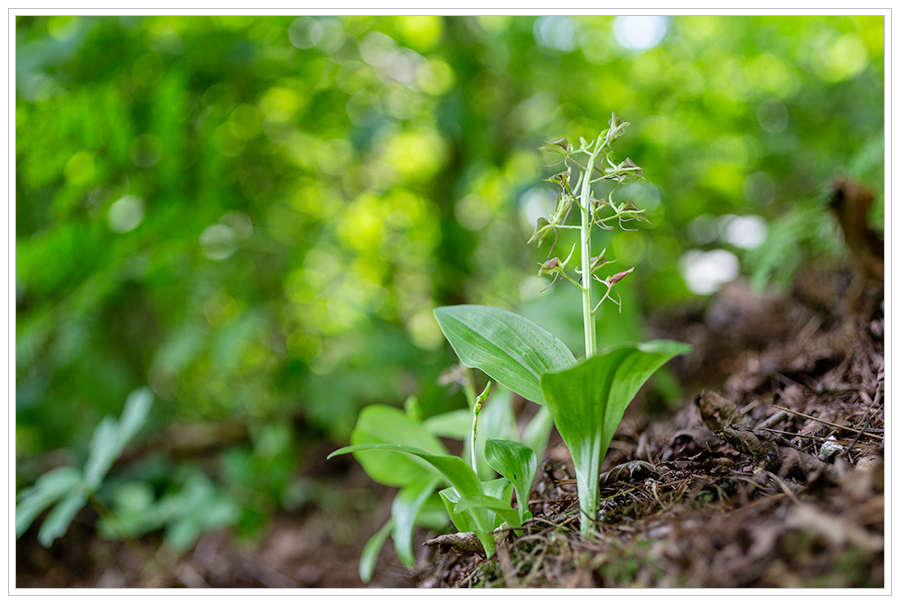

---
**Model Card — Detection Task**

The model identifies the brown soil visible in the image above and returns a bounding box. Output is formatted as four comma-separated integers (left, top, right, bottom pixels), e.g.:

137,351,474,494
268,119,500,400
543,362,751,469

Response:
16,263,885,589
416,267,885,588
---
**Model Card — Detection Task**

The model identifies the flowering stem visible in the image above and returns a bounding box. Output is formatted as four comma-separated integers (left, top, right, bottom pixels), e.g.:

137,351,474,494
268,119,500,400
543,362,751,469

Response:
579,142,600,358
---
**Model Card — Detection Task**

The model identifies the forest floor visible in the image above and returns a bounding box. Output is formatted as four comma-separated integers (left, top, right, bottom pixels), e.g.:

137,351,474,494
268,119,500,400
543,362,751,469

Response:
16,262,885,589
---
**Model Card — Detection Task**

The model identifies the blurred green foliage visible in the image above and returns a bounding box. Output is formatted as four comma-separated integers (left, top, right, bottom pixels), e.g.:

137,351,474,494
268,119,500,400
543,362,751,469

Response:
16,15,883,535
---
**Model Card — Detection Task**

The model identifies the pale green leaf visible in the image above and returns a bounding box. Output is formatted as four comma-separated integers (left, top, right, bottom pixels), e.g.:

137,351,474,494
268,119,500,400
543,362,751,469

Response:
522,406,553,463
359,519,393,584
16,466,83,538
348,405,448,487
329,443,482,499
391,476,441,568
472,388,518,479
440,477,512,558
115,387,154,451
423,408,471,440
37,491,86,547
453,494,521,529
84,387,153,490
438,487,476,534
82,417,119,490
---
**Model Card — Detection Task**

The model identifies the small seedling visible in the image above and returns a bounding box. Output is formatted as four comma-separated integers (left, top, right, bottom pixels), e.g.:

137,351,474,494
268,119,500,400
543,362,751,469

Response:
16,388,154,547
328,381,545,579
329,438,535,560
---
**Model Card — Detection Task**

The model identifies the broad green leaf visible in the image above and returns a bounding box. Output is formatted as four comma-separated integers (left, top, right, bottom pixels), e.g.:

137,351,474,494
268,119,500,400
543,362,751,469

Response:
423,408,471,440
522,406,553,463
38,491,86,547
359,519,393,584
540,340,691,535
481,477,514,532
482,476,514,503
416,499,451,530
484,439,537,524
391,476,441,568
16,466,83,538
439,487,476,534
440,479,514,535
434,305,576,405
453,494,521,529
440,477,512,558
331,443,495,555
329,444,483,499
349,405,448,487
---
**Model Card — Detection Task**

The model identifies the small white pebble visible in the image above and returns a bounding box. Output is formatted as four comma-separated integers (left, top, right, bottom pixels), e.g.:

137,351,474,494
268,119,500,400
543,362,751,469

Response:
818,435,844,461
647,525,673,539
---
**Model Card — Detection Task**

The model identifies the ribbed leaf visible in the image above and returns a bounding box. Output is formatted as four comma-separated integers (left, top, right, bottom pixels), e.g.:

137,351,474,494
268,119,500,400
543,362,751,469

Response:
440,477,512,558
540,340,691,535
484,439,537,524
434,305,576,405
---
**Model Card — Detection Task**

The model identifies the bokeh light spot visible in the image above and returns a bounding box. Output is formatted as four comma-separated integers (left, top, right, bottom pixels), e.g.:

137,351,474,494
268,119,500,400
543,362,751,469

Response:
534,16,577,53
718,214,767,249
64,150,96,186
743,171,775,205
130,133,163,168
455,194,492,231
108,195,146,233
757,99,789,133
200,224,237,260
811,32,868,82
679,249,740,295
317,139,354,176
613,16,669,51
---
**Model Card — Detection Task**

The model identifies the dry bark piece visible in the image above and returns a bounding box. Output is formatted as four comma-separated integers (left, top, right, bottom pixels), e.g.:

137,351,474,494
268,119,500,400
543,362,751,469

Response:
423,532,485,556
598,460,659,485
829,177,883,281
714,425,832,480
785,503,883,553
697,390,751,432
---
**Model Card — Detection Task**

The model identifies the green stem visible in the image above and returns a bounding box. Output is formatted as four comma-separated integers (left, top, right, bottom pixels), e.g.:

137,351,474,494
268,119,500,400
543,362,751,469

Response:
471,405,479,472
574,440,602,538
579,144,599,358
470,382,491,473
461,369,478,472
462,369,477,410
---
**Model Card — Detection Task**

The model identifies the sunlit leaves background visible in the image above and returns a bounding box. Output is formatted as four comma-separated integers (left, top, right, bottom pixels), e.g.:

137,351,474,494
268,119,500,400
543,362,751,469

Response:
16,15,883,534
